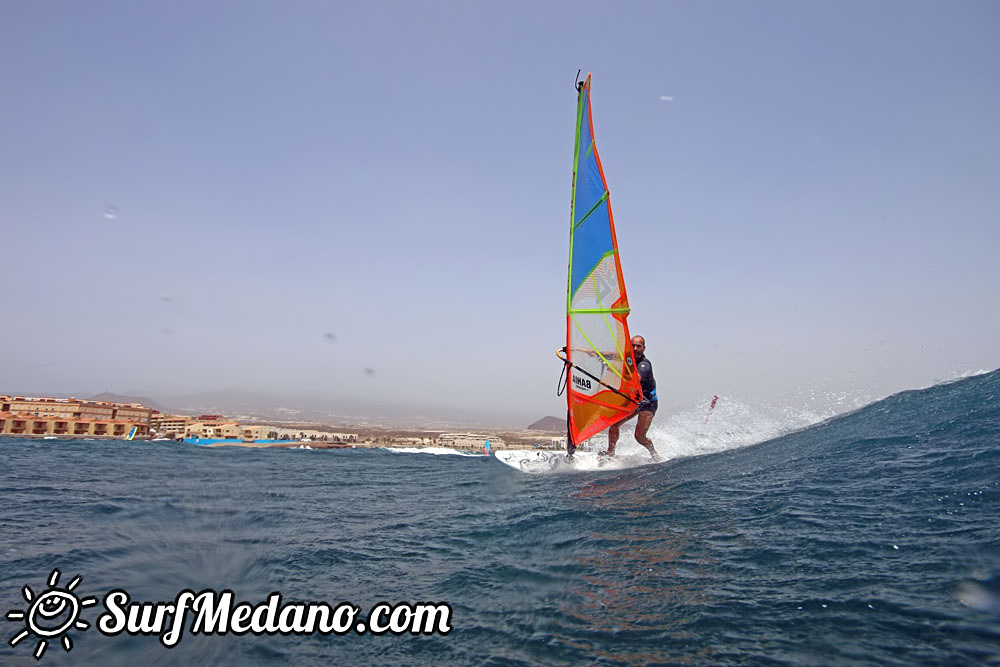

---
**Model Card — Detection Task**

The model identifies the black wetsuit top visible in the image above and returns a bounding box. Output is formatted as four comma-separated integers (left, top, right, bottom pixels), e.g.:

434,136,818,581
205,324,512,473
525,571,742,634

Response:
636,354,658,413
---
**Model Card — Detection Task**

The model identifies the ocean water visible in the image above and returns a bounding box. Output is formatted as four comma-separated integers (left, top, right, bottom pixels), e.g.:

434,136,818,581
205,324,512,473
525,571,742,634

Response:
2,370,999,665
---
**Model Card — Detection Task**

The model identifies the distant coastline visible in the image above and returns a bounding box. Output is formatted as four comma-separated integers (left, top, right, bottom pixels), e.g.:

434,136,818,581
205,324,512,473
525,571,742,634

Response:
1,393,566,451
1,431,565,451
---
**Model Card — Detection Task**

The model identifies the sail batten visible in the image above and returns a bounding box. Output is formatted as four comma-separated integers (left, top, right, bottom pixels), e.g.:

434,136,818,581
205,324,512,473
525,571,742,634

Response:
565,74,643,447
574,193,610,230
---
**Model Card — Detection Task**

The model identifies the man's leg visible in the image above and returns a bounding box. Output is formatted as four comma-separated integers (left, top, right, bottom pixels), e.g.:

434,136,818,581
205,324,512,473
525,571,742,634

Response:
605,421,621,456
634,410,657,457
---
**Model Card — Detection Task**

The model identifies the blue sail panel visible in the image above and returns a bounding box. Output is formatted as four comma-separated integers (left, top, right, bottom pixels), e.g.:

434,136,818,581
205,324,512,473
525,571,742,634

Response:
570,198,613,295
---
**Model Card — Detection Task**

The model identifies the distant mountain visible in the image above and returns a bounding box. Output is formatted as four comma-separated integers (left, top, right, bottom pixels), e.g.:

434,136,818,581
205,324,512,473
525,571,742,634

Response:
159,390,287,416
527,415,566,431
157,389,409,423
146,389,532,430
89,392,167,412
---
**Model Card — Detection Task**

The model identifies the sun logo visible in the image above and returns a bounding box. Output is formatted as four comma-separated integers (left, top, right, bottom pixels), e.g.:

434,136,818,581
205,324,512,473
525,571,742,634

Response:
6,569,97,660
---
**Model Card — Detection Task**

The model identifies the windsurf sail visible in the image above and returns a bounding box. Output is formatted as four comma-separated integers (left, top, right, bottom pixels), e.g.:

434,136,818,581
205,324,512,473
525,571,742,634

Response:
561,73,643,451
124,426,137,441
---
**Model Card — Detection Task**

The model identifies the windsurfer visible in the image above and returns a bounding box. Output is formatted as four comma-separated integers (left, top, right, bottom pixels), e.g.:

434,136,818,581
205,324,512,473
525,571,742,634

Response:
602,335,659,459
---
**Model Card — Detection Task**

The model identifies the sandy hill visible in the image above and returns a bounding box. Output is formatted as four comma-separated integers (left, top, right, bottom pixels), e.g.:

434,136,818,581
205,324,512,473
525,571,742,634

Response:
527,415,566,432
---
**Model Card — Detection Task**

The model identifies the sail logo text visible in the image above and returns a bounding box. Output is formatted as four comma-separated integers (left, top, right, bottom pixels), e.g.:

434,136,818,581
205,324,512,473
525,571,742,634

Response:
6,570,452,660
573,375,592,390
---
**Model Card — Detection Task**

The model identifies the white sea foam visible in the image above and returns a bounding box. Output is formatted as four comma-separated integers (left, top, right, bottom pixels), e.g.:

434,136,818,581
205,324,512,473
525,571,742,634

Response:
561,392,876,471
383,446,485,457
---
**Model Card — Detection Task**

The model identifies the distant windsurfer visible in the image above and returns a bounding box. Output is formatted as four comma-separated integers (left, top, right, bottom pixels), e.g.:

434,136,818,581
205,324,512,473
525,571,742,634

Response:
602,335,659,459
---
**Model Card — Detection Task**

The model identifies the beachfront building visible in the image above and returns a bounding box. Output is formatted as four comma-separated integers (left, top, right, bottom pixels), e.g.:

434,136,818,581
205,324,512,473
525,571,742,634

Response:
150,414,191,438
437,433,506,450
185,418,242,439
241,425,276,440
394,436,435,446
0,395,152,438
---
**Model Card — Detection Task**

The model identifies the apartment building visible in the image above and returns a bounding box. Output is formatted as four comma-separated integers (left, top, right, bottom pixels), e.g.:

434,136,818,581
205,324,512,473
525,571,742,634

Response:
0,395,152,438
184,418,242,439
149,413,192,438
437,433,506,450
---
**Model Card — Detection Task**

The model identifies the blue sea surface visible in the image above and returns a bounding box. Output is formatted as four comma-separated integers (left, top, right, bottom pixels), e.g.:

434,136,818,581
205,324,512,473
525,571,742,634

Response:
2,370,999,665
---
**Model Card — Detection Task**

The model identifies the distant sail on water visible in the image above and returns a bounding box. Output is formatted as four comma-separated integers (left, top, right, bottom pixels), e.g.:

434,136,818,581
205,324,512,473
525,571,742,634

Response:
564,74,642,447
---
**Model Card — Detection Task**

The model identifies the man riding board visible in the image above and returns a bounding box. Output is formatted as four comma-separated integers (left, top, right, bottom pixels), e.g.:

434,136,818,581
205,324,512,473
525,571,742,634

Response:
603,335,658,460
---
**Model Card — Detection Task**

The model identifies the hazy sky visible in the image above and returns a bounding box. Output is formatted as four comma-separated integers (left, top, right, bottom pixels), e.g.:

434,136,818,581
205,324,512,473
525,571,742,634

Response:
2,1,998,424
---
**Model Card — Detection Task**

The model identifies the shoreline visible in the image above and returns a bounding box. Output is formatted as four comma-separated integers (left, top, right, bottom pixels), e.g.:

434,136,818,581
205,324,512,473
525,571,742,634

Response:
0,432,565,451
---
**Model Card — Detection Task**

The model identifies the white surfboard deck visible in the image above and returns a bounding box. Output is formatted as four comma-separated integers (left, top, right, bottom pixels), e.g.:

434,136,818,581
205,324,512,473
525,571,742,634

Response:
494,449,657,473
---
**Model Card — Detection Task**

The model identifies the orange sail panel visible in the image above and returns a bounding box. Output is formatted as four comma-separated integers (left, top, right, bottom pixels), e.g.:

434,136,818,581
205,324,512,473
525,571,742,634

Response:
565,74,642,446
